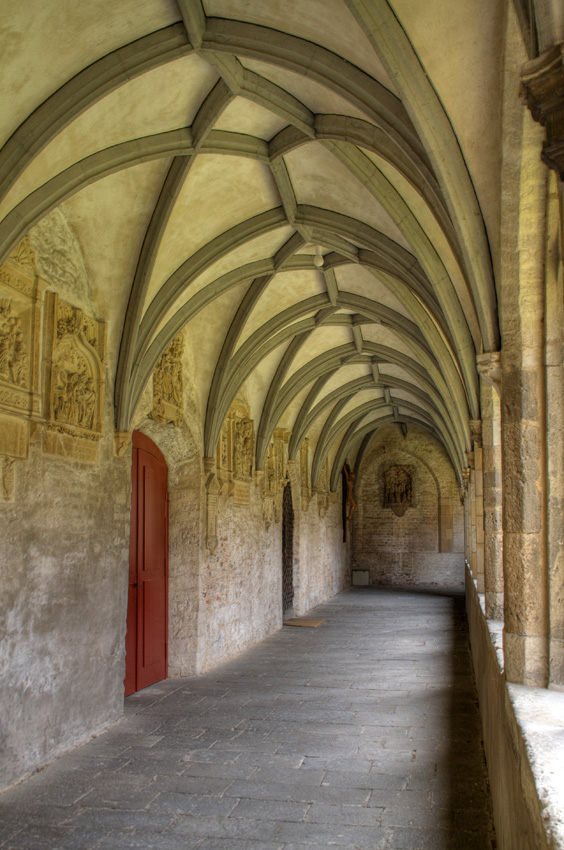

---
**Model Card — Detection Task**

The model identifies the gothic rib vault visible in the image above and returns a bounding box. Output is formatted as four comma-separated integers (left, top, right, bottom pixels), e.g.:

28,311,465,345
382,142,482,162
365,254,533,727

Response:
3,2,564,848
0,0,501,486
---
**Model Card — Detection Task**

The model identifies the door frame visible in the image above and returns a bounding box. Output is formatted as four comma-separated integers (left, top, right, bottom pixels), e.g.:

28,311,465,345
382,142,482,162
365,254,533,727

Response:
282,480,294,616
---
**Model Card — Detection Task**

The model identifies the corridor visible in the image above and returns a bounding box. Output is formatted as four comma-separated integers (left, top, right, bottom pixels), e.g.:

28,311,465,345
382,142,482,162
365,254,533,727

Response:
0,588,495,850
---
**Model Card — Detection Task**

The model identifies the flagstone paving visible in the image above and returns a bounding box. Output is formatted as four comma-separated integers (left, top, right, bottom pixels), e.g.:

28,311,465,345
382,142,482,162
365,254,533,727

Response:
0,586,496,849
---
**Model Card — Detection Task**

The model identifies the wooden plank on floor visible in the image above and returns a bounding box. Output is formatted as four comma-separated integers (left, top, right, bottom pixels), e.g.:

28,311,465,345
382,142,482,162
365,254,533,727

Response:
283,618,325,628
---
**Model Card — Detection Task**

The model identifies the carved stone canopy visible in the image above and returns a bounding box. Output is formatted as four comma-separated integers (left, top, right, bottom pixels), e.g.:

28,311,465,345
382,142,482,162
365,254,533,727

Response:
521,43,564,180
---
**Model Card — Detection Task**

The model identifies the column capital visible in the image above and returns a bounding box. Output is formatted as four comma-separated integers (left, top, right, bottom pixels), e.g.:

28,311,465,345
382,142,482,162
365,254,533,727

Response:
521,42,564,179
476,351,501,396
470,419,482,448
459,466,471,503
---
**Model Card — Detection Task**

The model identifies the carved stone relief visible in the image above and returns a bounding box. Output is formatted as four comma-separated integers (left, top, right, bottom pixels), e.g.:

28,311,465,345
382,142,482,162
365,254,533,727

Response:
460,467,471,503
0,239,41,425
205,471,221,555
0,456,16,502
214,400,255,507
234,416,253,481
300,438,311,512
384,465,414,517
344,463,357,522
261,428,289,527
150,333,184,427
0,299,28,389
316,457,330,518
0,235,105,486
0,239,43,490
43,292,106,463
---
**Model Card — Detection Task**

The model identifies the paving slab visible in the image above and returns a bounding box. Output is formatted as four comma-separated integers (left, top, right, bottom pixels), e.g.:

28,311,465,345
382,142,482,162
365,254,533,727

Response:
0,587,495,850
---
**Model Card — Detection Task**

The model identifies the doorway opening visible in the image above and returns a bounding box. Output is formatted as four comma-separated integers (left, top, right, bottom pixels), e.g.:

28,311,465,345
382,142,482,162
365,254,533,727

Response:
124,431,169,696
282,480,294,616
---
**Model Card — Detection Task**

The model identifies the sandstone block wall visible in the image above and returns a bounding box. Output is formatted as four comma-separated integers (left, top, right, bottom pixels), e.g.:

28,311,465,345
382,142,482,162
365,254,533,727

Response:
352,425,464,588
466,569,552,850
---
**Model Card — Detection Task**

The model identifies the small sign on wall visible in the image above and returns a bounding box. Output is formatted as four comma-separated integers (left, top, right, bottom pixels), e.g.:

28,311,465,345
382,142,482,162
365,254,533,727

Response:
352,569,370,586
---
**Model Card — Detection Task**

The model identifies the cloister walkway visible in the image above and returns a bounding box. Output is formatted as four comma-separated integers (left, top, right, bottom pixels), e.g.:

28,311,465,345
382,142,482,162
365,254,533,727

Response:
0,587,495,850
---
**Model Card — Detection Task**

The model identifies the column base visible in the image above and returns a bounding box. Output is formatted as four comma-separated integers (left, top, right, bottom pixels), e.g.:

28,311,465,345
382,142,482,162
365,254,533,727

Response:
549,637,564,690
485,591,504,620
504,630,548,686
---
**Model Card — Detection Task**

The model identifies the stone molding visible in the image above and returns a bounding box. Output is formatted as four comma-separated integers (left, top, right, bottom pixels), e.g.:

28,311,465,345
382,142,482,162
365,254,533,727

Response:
470,419,482,449
262,428,289,528
113,430,132,458
300,438,311,512
521,42,564,179
460,466,471,503
476,351,501,396
150,333,184,427
0,456,15,502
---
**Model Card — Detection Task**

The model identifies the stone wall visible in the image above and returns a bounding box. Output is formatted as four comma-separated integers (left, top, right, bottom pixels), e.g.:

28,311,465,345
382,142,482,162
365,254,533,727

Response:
199,484,284,670
352,425,464,588
466,568,557,850
1,405,350,790
295,488,350,614
197,467,349,672
0,223,351,790
0,435,131,789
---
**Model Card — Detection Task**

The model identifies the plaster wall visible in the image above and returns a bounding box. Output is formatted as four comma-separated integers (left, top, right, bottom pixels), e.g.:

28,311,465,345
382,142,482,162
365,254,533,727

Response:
198,483,283,672
1,418,350,791
352,426,464,588
198,477,349,671
294,490,350,615
0,435,131,790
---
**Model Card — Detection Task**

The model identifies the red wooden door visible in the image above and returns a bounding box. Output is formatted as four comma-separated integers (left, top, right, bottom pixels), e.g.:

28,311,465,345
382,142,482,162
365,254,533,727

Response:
124,432,168,696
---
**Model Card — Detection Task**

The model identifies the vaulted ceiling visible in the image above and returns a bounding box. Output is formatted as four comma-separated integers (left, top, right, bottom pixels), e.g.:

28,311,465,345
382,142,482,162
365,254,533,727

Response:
1,0,509,487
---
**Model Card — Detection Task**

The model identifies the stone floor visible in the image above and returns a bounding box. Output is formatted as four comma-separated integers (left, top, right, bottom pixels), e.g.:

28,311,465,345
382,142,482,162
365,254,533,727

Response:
0,587,496,850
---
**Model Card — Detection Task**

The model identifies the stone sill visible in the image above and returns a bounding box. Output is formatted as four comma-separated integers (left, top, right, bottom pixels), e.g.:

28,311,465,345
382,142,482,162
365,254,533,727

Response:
470,575,564,848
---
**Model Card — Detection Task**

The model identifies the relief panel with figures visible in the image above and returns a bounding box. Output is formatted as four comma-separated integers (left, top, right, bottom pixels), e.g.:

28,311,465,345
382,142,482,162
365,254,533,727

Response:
43,292,106,462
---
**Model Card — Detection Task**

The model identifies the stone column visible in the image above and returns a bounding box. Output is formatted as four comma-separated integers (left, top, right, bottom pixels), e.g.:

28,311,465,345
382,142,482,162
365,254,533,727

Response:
438,495,453,553
501,108,549,687
545,172,564,688
470,422,485,595
462,467,472,571
521,41,564,686
477,353,504,620
468,454,477,583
